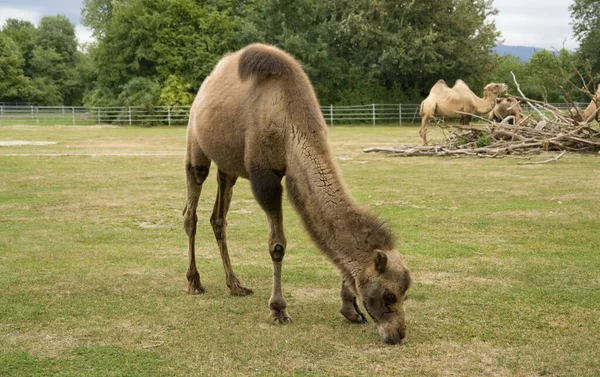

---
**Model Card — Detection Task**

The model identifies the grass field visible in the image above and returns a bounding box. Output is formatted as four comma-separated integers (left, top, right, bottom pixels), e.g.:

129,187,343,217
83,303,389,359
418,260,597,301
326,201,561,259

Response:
1,124,599,376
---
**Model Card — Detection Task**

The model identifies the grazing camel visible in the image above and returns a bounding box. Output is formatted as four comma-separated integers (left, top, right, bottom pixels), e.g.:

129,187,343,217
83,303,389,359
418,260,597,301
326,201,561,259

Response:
569,86,600,123
183,43,411,344
419,79,508,144
489,97,523,125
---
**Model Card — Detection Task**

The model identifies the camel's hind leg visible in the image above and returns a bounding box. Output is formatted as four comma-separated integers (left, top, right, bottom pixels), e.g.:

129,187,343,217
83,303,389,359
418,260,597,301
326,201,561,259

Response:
249,167,290,324
183,146,211,294
419,115,429,145
211,169,253,296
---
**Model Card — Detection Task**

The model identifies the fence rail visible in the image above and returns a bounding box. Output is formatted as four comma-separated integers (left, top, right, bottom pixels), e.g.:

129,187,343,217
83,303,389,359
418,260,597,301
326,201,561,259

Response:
0,103,586,127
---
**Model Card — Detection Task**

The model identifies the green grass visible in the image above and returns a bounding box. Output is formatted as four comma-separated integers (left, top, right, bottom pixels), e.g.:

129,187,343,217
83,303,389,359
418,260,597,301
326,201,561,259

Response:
1,124,599,376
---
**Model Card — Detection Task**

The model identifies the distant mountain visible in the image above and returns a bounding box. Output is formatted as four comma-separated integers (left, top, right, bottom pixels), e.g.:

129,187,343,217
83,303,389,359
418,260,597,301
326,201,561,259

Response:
493,44,542,62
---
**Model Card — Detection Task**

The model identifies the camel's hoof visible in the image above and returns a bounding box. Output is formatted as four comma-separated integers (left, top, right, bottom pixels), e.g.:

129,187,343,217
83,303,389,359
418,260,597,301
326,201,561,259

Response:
270,309,292,324
354,313,367,324
273,316,293,324
341,310,367,324
188,283,206,295
230,285,253,296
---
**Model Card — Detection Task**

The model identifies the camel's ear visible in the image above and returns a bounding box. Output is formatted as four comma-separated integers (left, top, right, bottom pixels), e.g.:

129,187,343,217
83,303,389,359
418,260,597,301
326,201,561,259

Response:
374,251,388,274
496,98,502,104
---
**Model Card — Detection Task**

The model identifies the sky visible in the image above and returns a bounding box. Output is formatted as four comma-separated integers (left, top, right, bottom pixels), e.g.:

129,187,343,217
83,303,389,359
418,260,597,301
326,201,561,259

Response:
0,0,579,51
492,0,578,50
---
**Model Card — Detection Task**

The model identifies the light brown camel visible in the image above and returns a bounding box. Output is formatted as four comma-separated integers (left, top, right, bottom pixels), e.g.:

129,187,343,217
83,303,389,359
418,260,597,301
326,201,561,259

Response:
489,97,523,125
419,79,508,144
569,86,600,123
183,43,411,344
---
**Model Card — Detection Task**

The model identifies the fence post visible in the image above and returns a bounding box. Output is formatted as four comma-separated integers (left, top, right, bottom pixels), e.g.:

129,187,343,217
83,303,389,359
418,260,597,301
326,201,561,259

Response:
128,106,132,126
399,103,402,126
329,104,333,126
372,103,376,126
36,107,40,126
168,106,171,127
72,107,75,125
97,108,100,125
31,105,34,123
0,105,3,126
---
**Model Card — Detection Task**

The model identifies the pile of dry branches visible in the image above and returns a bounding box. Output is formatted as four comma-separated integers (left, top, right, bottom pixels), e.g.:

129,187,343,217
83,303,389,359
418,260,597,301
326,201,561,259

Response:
364,77,600,159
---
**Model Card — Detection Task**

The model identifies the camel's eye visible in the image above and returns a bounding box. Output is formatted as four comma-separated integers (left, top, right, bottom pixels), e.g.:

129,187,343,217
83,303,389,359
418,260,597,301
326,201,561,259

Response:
383,291,397,305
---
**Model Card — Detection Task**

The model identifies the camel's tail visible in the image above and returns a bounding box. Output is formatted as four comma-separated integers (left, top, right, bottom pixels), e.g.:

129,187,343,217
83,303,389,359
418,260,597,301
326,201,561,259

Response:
238,44,295,82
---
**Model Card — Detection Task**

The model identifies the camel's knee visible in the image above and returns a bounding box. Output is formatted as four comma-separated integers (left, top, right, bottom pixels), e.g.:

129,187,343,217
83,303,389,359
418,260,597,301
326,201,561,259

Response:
186,163,209,186
270,244,285,262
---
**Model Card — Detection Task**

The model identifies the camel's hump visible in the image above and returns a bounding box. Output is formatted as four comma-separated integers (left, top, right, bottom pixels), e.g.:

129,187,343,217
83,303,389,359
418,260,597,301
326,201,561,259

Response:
238,43,296,81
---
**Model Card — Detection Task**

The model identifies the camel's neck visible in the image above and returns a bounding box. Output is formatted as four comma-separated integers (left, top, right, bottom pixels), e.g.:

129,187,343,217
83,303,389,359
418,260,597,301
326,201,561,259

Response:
473,92,496,114
284,122,394,277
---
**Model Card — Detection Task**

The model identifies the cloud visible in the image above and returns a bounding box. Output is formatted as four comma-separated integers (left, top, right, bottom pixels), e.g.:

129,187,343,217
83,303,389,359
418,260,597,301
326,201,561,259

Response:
0,7,42,27
75,24,95,46
492,0,577,50
1,7,94,47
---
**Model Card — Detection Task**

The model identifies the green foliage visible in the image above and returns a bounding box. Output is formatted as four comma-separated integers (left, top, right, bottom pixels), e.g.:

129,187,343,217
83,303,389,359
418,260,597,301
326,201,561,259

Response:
491,48,584,102
492,54,525,91
1,19,37,77
82,0,114,39
158,75,193,106
0,34,32,102
87,0,251,102
118,77,160,109
570,0,600,76
476,133,491,148
1,16,88,105
7,0,596,108
36,15,78,65
252,0,500,104
83,87,117,108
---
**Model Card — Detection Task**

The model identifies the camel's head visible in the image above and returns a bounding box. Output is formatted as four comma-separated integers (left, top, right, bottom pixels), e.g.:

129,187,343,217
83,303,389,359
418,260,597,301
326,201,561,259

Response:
495,97,521,112
484,83,509,97
356,250,411,345
496,97,516,105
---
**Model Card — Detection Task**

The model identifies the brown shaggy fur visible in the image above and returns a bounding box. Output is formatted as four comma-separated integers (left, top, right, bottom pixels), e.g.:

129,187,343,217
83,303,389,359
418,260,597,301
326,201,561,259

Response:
489,97,523,125
182,44,411,344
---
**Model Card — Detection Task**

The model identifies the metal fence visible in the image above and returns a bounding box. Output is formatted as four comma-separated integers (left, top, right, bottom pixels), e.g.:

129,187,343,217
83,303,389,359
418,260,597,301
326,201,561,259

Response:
0,105,191,126
0,103,586,127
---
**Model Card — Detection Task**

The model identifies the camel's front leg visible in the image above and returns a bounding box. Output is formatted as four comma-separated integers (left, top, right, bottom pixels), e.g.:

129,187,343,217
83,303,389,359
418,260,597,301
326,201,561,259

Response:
249,167,291,324
211,170,253,296
340,277,367,324
183,149,211,294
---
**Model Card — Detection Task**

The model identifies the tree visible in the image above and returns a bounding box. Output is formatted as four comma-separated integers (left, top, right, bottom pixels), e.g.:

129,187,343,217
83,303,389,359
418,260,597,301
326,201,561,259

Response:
82,0,114,39
255,0,500,104
37,15,78,65
519,49,582,102
158,75,194,106
118,77,160,109
491,54,525,91
83,0,255,105
570,0,600,71
0,34,32,103
570,0,600,92
1,19,37,77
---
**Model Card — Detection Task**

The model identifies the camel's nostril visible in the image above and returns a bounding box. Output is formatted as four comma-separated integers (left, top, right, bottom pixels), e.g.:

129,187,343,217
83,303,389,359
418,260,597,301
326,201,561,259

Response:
381,329,405,345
